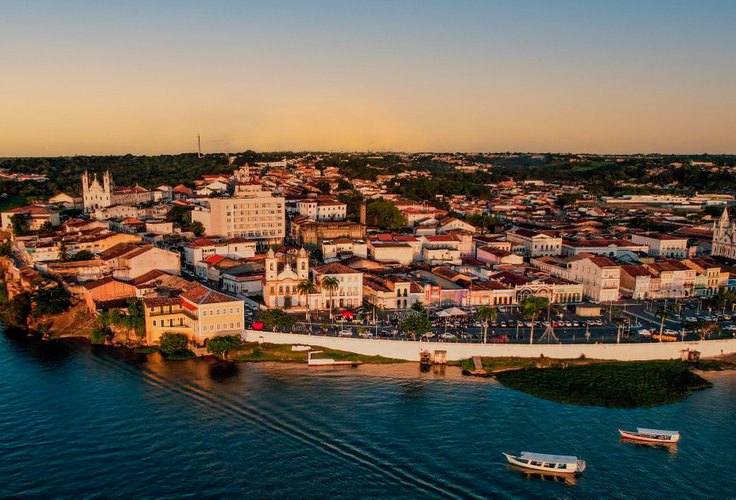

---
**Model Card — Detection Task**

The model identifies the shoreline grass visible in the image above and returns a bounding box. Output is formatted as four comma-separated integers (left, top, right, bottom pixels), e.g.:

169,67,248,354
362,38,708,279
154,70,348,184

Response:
228,342,404,364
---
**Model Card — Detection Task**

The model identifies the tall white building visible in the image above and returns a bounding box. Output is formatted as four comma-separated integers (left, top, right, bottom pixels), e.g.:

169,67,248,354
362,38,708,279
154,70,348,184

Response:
191,183,285,243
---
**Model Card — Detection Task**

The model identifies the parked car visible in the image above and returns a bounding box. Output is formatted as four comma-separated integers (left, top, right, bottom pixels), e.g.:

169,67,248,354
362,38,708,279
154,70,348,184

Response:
338,330,353,337
638,329,652,336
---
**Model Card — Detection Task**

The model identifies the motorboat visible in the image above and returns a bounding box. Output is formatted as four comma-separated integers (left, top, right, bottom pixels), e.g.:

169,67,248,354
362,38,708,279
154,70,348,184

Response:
503,452,586,474
618,428,680,444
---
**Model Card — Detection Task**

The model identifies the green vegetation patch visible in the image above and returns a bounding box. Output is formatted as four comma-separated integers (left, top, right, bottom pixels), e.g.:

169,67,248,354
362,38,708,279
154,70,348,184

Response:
228,342,402,364
496,360,712,408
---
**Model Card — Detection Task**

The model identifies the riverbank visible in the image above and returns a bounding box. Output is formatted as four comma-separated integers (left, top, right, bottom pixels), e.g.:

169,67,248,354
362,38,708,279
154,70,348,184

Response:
228,342,404,364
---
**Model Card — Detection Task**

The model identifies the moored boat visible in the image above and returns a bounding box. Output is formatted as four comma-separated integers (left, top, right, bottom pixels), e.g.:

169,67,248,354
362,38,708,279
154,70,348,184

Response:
618,428,680,444
503,452,586,474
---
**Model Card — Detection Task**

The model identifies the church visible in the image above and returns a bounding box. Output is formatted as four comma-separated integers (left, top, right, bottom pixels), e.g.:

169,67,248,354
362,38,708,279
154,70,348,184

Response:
81,171,171,212
711,208,736,259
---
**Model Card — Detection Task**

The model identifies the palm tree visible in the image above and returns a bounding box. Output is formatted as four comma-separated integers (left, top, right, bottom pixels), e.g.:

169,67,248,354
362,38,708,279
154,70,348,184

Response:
655,306,668,342
320,276,340,320
521,296,549,345
295,279,319,323
475,305,498,344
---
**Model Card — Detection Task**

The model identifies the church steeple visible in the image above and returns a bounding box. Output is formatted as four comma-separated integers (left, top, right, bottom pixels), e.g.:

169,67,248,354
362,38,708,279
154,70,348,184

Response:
719,207,730,227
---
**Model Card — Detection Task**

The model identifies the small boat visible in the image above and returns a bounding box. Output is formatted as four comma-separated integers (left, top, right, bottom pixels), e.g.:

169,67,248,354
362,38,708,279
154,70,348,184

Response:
503,452,586,474
618,428,680,444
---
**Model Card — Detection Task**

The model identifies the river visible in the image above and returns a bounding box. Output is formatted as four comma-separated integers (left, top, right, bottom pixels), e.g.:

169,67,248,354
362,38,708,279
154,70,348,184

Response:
0,330,734,498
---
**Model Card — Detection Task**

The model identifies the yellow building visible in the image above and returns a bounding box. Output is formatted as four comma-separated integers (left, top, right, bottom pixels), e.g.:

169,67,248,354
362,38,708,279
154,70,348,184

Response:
143,283,244,346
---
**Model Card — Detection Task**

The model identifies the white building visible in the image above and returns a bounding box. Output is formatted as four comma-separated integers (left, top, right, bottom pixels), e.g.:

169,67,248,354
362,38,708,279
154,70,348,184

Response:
297,198,347,221
321,238,368,262
191,184,285,243
630,232,688,259
183,237,257,269
712,208,736,259
567,255,621,303
506,228,562,257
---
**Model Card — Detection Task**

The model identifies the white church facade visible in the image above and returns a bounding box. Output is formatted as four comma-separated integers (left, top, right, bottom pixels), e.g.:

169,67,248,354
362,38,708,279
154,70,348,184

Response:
82,171,171,212
712,208,736,259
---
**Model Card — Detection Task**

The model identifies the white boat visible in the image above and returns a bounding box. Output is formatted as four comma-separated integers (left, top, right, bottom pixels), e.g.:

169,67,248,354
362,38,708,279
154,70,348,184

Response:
618,428,680,444
503,452,586,474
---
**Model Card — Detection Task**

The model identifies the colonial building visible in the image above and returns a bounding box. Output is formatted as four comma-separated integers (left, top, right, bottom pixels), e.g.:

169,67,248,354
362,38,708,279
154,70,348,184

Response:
81,171,169,212
712,208,736,259
263,248,310,309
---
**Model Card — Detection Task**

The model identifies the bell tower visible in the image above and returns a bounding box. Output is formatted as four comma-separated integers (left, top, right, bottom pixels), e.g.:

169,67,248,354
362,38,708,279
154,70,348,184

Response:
265,248,278,281
297,247,309,280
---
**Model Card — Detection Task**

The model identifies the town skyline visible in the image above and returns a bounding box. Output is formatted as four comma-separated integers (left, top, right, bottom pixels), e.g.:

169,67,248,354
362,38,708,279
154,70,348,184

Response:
3,0,736,156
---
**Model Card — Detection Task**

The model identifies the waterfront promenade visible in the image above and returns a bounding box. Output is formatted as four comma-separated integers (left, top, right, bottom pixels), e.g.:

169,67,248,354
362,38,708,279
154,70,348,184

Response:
242,329,736,362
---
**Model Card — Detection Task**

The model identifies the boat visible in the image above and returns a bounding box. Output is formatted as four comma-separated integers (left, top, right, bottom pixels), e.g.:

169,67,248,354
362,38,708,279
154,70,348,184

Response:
307,350,362,367
503,452,586,474
618,428,680,444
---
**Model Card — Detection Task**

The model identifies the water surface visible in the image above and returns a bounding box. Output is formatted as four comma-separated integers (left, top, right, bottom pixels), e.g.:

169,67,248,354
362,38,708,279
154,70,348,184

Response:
0,331,734,498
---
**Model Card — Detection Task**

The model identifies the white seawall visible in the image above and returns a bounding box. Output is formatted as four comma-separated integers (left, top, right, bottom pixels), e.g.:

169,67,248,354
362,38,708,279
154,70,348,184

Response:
241,330,736,362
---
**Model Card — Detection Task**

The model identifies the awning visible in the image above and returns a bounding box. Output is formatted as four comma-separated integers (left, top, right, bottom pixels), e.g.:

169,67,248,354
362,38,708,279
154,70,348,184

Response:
437,307,467,317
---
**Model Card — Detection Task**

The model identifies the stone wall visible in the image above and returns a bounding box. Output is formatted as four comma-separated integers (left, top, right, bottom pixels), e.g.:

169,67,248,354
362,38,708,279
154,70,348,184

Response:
241,330,736,362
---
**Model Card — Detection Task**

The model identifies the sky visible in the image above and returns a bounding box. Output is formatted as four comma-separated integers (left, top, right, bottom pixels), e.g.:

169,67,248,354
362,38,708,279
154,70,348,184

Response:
1,0,735,156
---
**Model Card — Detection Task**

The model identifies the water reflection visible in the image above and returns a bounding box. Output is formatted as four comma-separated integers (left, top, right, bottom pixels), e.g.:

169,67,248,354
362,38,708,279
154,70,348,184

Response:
208,361,240,380
2,329,73,367
507,465,579,486
619,438,678,454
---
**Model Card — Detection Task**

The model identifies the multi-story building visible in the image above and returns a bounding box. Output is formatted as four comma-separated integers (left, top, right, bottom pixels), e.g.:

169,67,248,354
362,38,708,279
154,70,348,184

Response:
362,274,423,310
182,237,257,269
682,257,729,297
567,255,621,303
296,197,347,221
191,184,285,243
561,238,648,258
630,232,688,259
143,283,244,346
321,238,368,262
99,243,181,281
644,260,696,298
506,228,562,257
1,204,60,232
310,263,364,310
619,265,654,300
291,217,366,246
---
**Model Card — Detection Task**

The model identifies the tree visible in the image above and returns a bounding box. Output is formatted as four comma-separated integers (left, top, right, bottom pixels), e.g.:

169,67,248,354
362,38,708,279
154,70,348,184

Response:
521,296,549,344
692,320,720,340
320,276,340,319
0,240,12,257
70,249,95,261
190,221,205,237
475,305,498,344
90,324,109,345
158,333,190,356
31,284,71,317
259,309,296,332
410,301,426,314
2,292,31,329
315,180,331,194
399,312,432,340
295,279,319,322
10,214,28,236
206,335,242,360
58,241,69,262
365,199,406,230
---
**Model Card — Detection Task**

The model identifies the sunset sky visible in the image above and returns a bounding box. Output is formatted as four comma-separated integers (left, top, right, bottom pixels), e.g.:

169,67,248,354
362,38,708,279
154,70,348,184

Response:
2,0,735,156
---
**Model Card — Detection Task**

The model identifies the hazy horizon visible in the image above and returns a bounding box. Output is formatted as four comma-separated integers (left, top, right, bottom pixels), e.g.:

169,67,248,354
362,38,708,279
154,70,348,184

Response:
2,0,735,156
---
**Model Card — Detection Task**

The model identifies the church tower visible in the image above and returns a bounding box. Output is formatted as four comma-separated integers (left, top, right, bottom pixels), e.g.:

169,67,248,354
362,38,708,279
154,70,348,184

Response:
712,207,735,259
296,247,309,280
265,248,278,281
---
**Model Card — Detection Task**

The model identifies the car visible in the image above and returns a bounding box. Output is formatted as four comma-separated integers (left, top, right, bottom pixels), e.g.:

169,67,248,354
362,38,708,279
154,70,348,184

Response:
564,321,572,327
664,329,679,336
500,322,507,328
338,330,353,337
572,321,580,327
686,316,697,323
638,329,652,336
724,325,736,331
